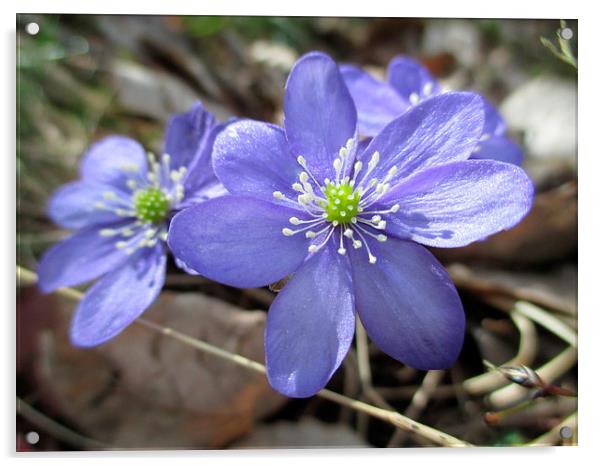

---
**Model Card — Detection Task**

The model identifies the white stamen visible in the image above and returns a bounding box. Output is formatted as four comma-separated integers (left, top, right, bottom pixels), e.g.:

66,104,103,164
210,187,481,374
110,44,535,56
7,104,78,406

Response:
409,92,420,105
99,228,116,237
423,82,434,96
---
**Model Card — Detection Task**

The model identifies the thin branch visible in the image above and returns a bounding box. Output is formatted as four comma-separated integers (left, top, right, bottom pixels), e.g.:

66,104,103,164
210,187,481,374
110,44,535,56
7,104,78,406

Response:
464,310,538,395
487,346,577,409
17,265,472,447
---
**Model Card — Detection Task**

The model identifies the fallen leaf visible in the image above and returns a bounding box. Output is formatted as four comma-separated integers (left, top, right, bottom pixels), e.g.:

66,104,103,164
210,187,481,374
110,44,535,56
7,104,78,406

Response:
28,290,285,449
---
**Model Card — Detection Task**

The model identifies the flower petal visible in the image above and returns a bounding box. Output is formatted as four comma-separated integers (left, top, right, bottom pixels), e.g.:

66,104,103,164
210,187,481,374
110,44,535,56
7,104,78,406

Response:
266,243,355,397
167,196,308,288
339,64,408,137
213,120,300,204
381,160,534,247
47,181,130,229
164,101,217,170
472,135,523,165
37,224,133,292
80,136,148,190
182,121,229,200
284,52,357,181
349,237,465,370
359,92,484,186
387,56,441,103
481,99,507,137
70,245,166,347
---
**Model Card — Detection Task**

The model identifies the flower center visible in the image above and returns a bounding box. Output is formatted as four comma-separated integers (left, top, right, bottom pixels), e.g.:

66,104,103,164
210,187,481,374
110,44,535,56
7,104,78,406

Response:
322,181,360,223
273,138,401,264
133,187,170,223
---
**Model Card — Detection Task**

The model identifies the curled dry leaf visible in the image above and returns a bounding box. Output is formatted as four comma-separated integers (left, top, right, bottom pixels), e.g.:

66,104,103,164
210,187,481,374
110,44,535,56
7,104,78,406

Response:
28,290,285,449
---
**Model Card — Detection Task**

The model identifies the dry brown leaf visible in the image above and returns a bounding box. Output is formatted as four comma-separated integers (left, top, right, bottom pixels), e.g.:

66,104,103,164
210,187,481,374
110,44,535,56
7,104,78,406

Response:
232,419,369,449
28,290,285,449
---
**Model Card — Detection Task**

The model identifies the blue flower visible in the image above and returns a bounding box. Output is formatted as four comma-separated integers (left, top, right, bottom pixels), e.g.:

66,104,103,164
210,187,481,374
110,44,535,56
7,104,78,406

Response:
340,56,523,165
38,101,226,347
168,52,534,398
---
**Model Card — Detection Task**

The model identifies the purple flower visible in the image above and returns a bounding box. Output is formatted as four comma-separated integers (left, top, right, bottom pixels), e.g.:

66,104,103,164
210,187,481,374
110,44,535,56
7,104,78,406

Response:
37,101,226,347
340,56,523,165
168,52,534,398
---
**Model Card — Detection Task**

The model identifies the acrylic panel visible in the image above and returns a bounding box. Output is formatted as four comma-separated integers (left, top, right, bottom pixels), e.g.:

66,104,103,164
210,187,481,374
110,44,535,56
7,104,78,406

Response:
16,14,577,451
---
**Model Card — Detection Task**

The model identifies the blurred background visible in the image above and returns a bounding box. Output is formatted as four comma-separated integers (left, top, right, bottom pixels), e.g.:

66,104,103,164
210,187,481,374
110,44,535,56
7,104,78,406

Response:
16,15,577,450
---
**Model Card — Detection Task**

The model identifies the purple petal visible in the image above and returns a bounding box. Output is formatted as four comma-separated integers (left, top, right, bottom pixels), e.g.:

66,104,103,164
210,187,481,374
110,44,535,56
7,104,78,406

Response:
380,160,534,247
387,56,441,103
70,245,166,347
349,237,465,370
47,181,130,229
176,182,228,211
168,196,308,288
80,136,148,191
163,102,228,201
174,256,200,275
182,121,229,199
164,101,217,170
37,224,133,292
266,243,355,397
481,99,507,137
359,92,485,186
213,120,299,204
284,52,358,181
472,135,523,165
339,64,408,137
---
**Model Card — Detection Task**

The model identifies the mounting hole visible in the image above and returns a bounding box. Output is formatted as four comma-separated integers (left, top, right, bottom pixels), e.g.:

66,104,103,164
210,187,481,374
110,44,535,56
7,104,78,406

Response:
25,22,40,36
560,27,573,40
559,426,573,439
25,431,39,445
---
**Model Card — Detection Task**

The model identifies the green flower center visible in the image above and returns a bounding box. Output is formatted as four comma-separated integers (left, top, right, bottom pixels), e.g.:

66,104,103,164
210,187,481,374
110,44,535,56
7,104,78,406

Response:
133,187,170,224
321,181,360,224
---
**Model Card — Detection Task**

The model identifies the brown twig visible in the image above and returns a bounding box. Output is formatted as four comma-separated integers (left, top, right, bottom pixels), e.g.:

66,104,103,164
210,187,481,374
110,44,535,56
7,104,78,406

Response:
464,310,538,395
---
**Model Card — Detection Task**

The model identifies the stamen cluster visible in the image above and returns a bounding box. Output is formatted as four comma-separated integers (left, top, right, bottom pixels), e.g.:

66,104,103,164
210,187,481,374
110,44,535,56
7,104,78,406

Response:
94,152,188,255
273,139,400,264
